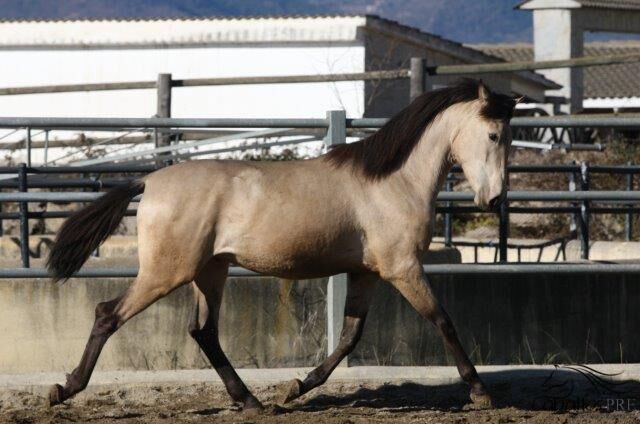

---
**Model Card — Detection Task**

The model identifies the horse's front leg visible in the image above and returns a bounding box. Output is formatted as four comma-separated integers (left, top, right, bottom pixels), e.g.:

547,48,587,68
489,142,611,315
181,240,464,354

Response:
380,258,493,408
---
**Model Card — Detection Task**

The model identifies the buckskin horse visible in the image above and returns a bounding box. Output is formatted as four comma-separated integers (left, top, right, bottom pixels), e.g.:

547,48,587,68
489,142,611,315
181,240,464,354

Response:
47,79,516,411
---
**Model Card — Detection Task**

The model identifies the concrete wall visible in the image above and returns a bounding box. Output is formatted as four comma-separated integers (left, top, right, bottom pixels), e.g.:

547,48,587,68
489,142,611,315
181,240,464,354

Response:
2,271,638,373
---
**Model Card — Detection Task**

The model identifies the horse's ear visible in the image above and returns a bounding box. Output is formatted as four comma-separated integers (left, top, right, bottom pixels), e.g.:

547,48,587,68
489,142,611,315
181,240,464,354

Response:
514,95,525,105
478,80,490,101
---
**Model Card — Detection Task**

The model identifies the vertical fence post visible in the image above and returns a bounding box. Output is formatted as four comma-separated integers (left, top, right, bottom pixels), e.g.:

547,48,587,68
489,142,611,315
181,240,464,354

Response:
43,130,49,166
569,163,577,235
579,161,590,259
498,171,509,262
156,73,172,167
444,175,453,246
410,57,426,103
18,163,29,268
25,127,31,167
324,110,348,363
626,162,633,242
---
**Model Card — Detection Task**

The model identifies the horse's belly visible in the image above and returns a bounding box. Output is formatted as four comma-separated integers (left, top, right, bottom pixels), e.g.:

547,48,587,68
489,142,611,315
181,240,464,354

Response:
217,230,364,279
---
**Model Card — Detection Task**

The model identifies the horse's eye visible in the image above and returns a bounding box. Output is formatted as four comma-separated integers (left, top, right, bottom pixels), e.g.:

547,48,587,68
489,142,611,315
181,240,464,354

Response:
489,133,499,142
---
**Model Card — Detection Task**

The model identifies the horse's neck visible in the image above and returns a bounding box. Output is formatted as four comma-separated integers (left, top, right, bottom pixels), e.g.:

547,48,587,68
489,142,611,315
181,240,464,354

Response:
396,111,455,208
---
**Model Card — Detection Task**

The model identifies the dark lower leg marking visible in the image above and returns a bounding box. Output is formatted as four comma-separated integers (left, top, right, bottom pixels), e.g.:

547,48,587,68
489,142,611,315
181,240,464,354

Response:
49,297,122,406
398,276,492,407
298,316,364,393
432,308,489,400
279,271,375,405
190,326,262,409
189,286,262,410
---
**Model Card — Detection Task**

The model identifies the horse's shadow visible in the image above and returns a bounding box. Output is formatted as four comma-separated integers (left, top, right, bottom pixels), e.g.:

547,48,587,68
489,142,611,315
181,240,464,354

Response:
292,366,640,413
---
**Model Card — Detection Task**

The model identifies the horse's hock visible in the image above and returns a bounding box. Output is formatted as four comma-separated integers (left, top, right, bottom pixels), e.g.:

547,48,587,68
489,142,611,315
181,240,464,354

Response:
1,237,640,373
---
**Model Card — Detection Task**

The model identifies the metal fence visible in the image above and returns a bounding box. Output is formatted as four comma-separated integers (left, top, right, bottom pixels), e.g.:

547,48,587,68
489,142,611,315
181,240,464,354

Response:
1,113,640,357
1,113,640,267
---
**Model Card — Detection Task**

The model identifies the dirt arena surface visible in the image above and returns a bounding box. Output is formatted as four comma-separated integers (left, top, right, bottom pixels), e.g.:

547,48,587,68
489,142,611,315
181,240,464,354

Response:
2,374,640,424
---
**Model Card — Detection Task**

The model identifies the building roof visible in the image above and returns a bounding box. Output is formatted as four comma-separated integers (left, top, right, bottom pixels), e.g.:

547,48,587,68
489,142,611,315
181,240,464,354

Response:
0,14,558,91
471,41,640,99
517,0,640,10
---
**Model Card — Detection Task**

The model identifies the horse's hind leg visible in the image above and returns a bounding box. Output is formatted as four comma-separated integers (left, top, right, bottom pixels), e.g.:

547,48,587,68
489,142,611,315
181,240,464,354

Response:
189,258,263,411
48,272,187,406
277,272,377,404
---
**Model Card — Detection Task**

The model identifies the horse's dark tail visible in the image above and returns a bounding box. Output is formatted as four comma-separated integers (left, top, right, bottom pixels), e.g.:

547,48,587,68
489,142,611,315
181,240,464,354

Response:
47,180,145,282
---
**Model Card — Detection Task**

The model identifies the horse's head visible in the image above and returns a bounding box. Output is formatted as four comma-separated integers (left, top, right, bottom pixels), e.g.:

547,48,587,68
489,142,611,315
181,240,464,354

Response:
450,82,517,211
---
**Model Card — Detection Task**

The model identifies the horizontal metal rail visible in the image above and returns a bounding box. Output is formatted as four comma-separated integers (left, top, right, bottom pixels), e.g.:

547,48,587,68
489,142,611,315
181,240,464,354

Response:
0,206,636,221
0,117,329,129
1,191,638,203
2,163,640,176
1,115,640,131
430,53,640,76
3,263,640,279
0,70,411,96
0,53,637,96
352,115,640,129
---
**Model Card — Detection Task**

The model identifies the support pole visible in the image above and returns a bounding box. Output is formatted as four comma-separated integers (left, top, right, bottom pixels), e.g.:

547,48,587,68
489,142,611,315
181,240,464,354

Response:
18,163,29,268
324,110,348,362
25,127,31,167
579,161,590,259
156,73,172,167
444,176,453,246
498,171,509,262
410,57,426,103
626,161,633,241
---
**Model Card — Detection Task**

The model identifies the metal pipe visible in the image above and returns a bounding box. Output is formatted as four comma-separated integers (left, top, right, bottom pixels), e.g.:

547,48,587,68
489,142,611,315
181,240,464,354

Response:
1,52,639,97
498,171,509,262
444,177,452,246
4,263,640,279
0,165,155,174
430,53,640,76
18,164,29,268
580,161,590,260
25,127,31,167
5,163,640,178
627,164,634,241
0,210,137,220
0,117,329,129
510,115,640,129
410,58,426,103
43,130,49,166
2,115,640,131
3,190,640,203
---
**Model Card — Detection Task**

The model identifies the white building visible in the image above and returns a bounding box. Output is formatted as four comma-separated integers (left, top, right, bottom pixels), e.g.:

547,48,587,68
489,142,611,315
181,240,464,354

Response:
0,15,554,120
516,0,640,112
0,15,556,164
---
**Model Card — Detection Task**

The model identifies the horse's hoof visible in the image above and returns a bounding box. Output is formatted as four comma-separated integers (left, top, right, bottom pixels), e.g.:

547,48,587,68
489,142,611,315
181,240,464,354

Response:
277,379,303,405
241,396,264,415
48,384,65,407
470,390,494,409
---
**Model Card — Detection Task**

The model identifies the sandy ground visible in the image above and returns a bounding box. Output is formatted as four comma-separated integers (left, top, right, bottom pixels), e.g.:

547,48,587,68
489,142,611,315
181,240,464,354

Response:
2,372,640,424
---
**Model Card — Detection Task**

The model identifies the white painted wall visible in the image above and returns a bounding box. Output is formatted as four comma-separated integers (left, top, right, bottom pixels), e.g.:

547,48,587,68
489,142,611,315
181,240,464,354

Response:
0,45,366,119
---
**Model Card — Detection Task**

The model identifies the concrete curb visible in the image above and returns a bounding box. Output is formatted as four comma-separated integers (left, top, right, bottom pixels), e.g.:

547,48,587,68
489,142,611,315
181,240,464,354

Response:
2,364,639,395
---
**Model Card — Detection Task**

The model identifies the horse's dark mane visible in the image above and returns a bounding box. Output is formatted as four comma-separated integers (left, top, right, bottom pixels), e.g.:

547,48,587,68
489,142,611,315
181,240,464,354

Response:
325,79,516,180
